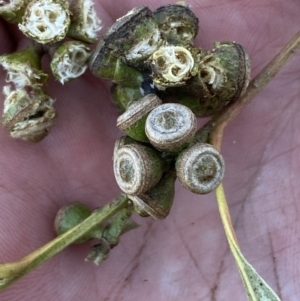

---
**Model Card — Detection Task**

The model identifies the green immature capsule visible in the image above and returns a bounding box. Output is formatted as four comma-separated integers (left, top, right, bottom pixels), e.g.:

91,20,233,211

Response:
54,202,103,244
145,103,197,153
116,94,162,142
211,41,251,101
154,3,199,45
176,143,225,194
129,170,176,220
113,143,165,195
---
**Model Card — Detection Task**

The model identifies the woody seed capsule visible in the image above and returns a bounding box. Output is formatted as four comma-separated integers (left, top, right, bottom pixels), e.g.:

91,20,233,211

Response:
176,143,225,194
113,143,165,195
145,103,197,153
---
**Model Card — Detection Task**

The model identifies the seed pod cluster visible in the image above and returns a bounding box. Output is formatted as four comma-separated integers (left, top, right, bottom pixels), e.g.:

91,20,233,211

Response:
113,93,225,219
0,5,243,216
88,3,245,219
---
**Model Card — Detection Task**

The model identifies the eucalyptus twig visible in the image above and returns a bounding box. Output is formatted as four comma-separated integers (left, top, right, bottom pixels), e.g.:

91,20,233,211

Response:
206,30,300,301
0,194,129,291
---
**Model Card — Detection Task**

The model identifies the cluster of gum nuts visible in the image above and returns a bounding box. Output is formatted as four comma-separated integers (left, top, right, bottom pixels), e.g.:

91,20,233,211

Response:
113,94,225,219
54,3,250,263
90,4,249,220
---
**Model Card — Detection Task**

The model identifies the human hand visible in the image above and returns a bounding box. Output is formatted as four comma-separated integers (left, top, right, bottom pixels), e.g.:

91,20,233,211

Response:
0,0,299,300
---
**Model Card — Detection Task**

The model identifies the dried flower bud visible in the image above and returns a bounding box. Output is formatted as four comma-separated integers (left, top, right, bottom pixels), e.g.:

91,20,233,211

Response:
85,241,110,265
154,4,198,45
50,41,91,84
0,45,48,89
0,0,29,23
18,0,71,44
67,0,102,43
2,87,57,142
148,45,198,90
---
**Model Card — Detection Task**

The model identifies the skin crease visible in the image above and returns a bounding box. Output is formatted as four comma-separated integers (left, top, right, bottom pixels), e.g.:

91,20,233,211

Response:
0,0,300,300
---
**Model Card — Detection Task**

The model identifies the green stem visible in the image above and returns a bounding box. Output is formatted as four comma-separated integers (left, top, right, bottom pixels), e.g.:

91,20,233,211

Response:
0,194,129,291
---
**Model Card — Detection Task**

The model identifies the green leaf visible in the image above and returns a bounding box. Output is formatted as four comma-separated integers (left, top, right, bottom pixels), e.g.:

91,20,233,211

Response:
215,184,281,301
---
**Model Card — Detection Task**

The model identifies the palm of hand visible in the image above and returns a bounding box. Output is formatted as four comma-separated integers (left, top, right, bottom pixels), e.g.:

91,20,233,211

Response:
0,1,299,300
